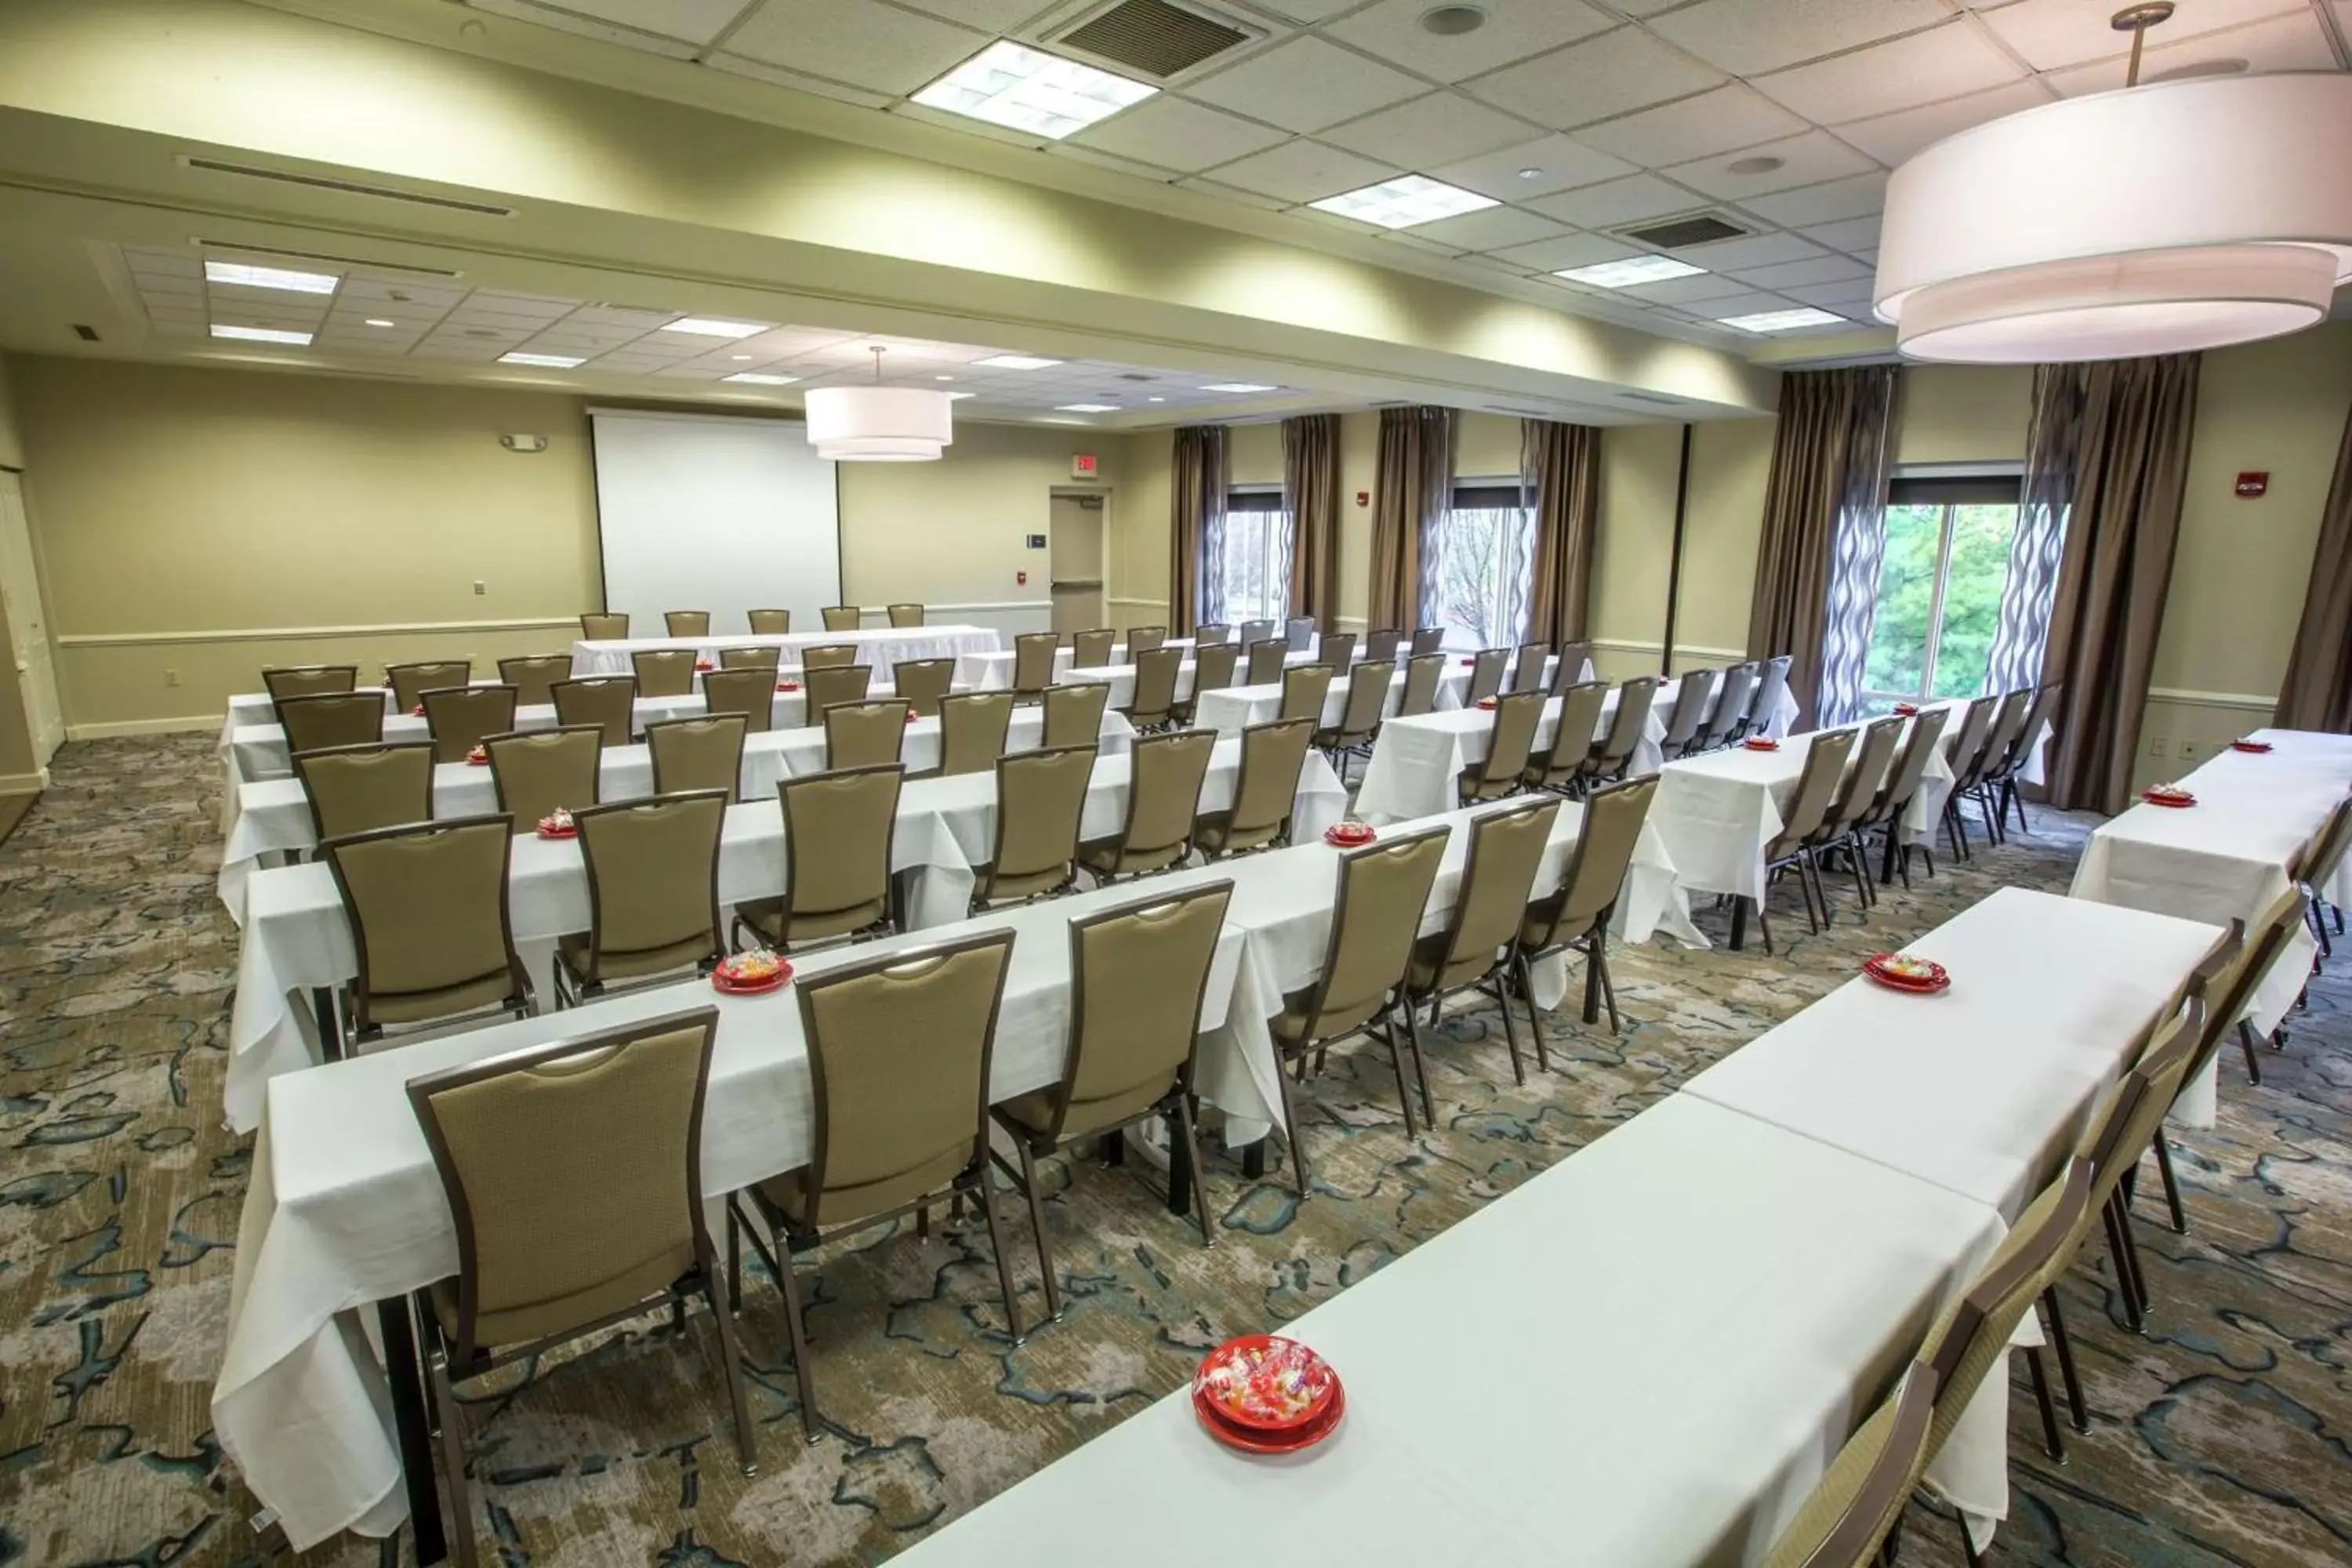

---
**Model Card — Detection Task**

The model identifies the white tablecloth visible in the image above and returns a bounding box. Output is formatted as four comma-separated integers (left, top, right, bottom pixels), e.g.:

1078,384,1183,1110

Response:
571,625,999,678
885,1093,2003,1568
1353,679,1671,827
1192,656,1600,742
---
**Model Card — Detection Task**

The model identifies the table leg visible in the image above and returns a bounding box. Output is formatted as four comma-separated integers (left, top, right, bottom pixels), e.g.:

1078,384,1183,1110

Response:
1241,1139,1268,1181
378,1297,447,1566
1729,897,1750,952
1164,1115,1192,1217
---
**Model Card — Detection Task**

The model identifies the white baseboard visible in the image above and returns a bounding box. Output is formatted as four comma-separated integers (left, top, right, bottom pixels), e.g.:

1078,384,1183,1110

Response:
0,768,45,793
66,715,219,740
2144,686,2277,714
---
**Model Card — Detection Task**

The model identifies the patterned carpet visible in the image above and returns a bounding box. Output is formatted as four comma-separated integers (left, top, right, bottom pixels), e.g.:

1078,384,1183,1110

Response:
0,733,2346,1567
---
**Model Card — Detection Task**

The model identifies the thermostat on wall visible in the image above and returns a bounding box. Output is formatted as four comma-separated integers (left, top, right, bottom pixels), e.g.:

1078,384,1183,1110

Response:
500,433,549,453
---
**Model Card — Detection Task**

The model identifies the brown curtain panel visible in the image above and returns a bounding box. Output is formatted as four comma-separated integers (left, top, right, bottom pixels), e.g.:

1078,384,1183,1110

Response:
2035,353,2202,813
1166,425,1229,636
1746,365,1899,725
1283,414,1341,630
2274,402,2352,732
1370,406,1454,631
1522,419,1600,646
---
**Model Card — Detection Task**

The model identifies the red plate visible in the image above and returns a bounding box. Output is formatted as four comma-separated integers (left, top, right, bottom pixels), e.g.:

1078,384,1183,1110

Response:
713,956,793,994
466,748,490,766
777,681,801,692
1475,696,1498,710
1742,736,1780,751
1324,823,1377,848
535,822,578,840
1459,657,1475,666
1193,1382,1346,1454
1192,1334,1339,1432
905,711,920,724
1892,702,1919,717
695,659,714,672
2142,788,2196,808
410,705,426,717
2230,740,2272,753
1864,953,1949,993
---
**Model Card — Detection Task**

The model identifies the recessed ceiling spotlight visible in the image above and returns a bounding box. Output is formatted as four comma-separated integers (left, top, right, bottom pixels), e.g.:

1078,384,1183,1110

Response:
913,39,1154,140
365,318,397,328
210,324,313,345
731,354,753,361
1420,5,1487,36
977,353,1062,369
1201,382,1278,394
1516,168,1544,180
1149,396,1166,402
1310,175,1497,230
664,317,764,339
500,351,586,367
724,372,800,385
935,375,955,382
1057,403,1120,412
1715,307,1845,332
1555,255,1707,289
205,260,338,294
1726,155,1786,176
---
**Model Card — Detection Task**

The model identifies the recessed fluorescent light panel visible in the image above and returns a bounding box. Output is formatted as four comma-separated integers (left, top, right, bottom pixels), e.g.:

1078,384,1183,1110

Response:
1200,382,1278,394
723,372,800,385
1555,256,1706,289
663,318,764,339
204,260,339,294
913,40,1155,140
499,351,585,368
209,325,312,345
1716,307,1845,332
1056,403,1119,412
976,354,1062,370
947,392,976,401
365,318,397,328
1309,176,1497,230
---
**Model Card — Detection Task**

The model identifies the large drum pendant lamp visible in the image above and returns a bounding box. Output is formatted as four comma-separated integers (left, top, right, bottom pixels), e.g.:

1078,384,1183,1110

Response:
804,347,954,461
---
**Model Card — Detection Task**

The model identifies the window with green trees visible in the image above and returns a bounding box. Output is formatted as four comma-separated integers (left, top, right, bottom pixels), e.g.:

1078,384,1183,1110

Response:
1862,473,2025,707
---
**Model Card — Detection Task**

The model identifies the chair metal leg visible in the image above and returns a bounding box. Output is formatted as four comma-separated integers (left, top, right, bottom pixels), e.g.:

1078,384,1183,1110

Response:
1399,1005,1437,1130
2026,1344,2066,1463
2042,1287,2091,1432
1014,1142,1063,1323
1491,978,1527,1086
2103,1193,2147,1332
701,1260,760,1476
1590,932,1622,1036
1755,893,1776,957
1957,1507,1986,1568
1512,953,1552,1073
2152,1136,2188,1234
1272,1052,1312,1197
426,1345,481,1568
975,1174,1025,1347
2114,1190,2154,1327
2238,1018,2263,1084
1174,1095,1214,1248
735,1200,822,1444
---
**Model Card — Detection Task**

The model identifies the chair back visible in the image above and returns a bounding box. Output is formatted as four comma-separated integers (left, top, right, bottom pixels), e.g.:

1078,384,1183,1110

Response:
1127,624,1168,655
387,661,472,713
987,743,1097,892
1011,632,1060,695
551,677,636,748
1819,716,1904,837
1588,676,1661,773
1319,631,1357,670
1465,647,1508,704
1508,641,1549,695
579,612,628,640
1697,661,1759,750
1410,626,1445,655
780,764,902,935
1279,663,1334,724
803,662,873,720
1330,665,1392,744
1472,691,1544,795
1861,704,1951,829
1127,648,1183,728
1192,642,1240,695
293,742,435,842
1072,628,1116,669
1528,775,1658,946
423,684,520,764
1225,717,1313,840
497,655,570,708
1047,881,1235,1142
825,700,911,771
407,1007,717,1363
1537,681,1609,782
1771,728,1858,851
1298,826,1450,1036
800,643,858,671
2291,794,2352,889
701,668,775,733
486,726,603,827
891,658,956,718
1431,799,1559,986
1965,689,2031,789
1749,654,1792,734
575,790,727,981
938,691,1014,775
1044,681,1112,749
1660,666,1719,750
746,608,791,635
1363,629,1402,665
1551,641,1592,695
278,691,386,754
1115,728,1217,863
263,664,358,702
1759,1366,1941,1568
1285,617,1315,652
647,713,747,799
321,815,528,1036
1240,619,1277,649
1398,653,1444,717
1941,695,1998,786
887,603,924,628
1194,622,1232,647
719,645,782,673
1244,638,1288,686
795,931,1014,1229
630,648,698,699
821,605,861,633
1995,682,2063,776
664,611,710,638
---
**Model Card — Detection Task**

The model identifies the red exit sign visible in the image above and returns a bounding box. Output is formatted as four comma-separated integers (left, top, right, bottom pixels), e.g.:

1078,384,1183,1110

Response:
1071,453,1098,479
2236,471,2268,498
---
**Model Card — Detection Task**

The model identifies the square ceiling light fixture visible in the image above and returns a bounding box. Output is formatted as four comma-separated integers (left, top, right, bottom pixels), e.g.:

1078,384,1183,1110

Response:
664,318,766,339
1200,382,1277,394
1716,308,1845,332
205,260,339,294
499,351,586,368
1556,256,1706,289
913,40,1156,140
209,324,312,345
977,353,1064,369
1310,176,1497,230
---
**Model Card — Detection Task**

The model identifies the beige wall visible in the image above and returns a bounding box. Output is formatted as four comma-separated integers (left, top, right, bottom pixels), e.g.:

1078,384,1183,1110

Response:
0,355,40,782
1894,365,2032,466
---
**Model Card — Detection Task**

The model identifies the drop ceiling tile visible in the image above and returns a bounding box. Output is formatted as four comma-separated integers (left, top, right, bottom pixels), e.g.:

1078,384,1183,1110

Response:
1575,84,1811,166
706,53,898,107
1978,0,2297,71
135,273,204,298
149,318,207,337
459,292,579,318
1729,254,1873,289
1781,280,1882,310
1052,142,1189,180
1070,96,1290,172
1319,92,1538,168
1486,231,1642,272
1465,26,1725,131
723,0,989,96
1199,138,1395,201
1183,36,1425,135
1406,205,1573,252
1737,172,1886,227
1526,174,1708,228
1686,289,1809,320
1174,176,1293,210
568,307,683,328
143,303,209,322
1425,135,1639,200
2044,11,2342,96
463,0,704,56
1646,0,1954,76
1614,271,1757,305
1325,0,1616,83
1753,24,2027,126
1664,129,1879,201
1831,79,2055,165
336,279,468,310
891,0,1063,30
1799,214,1885,252
1676,231,1828,270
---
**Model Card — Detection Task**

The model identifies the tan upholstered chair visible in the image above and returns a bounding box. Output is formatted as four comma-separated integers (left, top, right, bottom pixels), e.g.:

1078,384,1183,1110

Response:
1694,660,1760,751
719,644,782,674
735,764,902,950
1410,626,1444,655
1318,630,1356,670
485,726,602,829
496,655,570,708
1933,696,1998,859
1402,797,1559,1083
701,668,775,734
1755,728,1858,953
1508,641,1549,695
1243,638,1288,686
1044,680,1111,749
1396,652,1444,717
1314,665,1393,785
1524,681,1609,793
892,657,956,718
1285,616,1316,652
387,661,473,713
647,713,746,799
820,604,861,632
1457,690,1544,804
551,676,637,749
971,743,1096,909
1279,662,1333,724
1983,681,2062,835
727,932,1023,1436
1363,629,1402,666
1516,775,1658,1037
936,691,1014,777
664,610,710,637
1193,622,1232,646
1270,826,1450,1189
278,691,386,755
1172,642,1239,725
1126,647,1184,731
554,790,728,1005
1658,666,1719,757
1010,632,1059,705
1070,628,1116,669
825,699,910,771
1195,717,1312,859
321,815,532,1050
1805,715,1904,914
2292,795,2352,968
1464,647,1508,705
802,662,873,722
1239,618,1277,649
887,602,924,628
993,880,1236,1314
292,742,435,843
263,664,358,702
1551,641,1592,695
632,648,699,700
1127,624,1167,655
1947,691,2028,856
746,608,791,635
1581,676,1661,792
422,684,520,764
1854,705,1951,889
579,612,628,640
1759,1367,1940,1568
408,1008,755,1568
800,643,858,671
1079,728,1215,881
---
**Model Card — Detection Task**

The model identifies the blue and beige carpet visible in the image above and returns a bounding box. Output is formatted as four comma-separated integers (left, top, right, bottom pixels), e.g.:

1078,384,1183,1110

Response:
0,733,2345,1566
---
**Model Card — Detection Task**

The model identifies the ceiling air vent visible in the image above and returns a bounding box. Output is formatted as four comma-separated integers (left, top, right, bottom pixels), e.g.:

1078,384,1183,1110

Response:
1053,0,1256,81
1622,391,1684,408
180,156,514,216
1615,211,1751,250
72,324,100,342
193,238,463,279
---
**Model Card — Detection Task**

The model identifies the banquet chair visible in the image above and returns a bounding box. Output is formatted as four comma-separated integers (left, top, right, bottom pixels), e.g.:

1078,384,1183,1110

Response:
1934,697,1998,859
1124,648,1183,731
2289,795,2352,960
891,657,956,719
1693,660,1759,752
824,700,910,771
936,691,1014,778
2180,886,2297,1092
801,662,873,721
320,815,532,1051
1044,680,1112,749
2065,1004,2201,1341
647,714,747,799
719,645,782,674
992,880,1234,1316
1465,647,1508,705
1272,826,1450,1184
1318,630,1356,670
1658,666,1719,758
1279,662,1333,724
554,790,728,1005
1397,652,1445,717
1240,618,1277,650
1315,665,1394,784
1285,616,1315,652
1402,797,1559,1084
1984,681,2063,836
1951,688,2031,851
409,1008,754,1568
1523,681,1608,794
1172,641,1240,725
1854,704,1951,888
1195,717,1312,859
1410,626,1445,655
1744,654,1793,741
387,660,472,714
2140,919,2256,1235
263,663,358,702
1579,676,1660,792
735,763,902,952
1193,622,1231,647
1363,628,1403,666
1753,728,1857,955
1457,691,1545,804
664,611,710,637
1803,716,1904,914
1071,628,1116,669
1550,641,1592,695
1759,1367,1940,1568
728,929,1022,1439
631,648,698,700
746,608,790,635
820,605,861,632
887,602,924,628
579,612,628,640
1508,641,1549,695
551,676,636,749
971,743,1097,910
701,668,775,734
1079,728,1216,882
278,691,386,756
292,742,434,844
422,684,519,764
1243,638,1288,687
485,726,602,829
800,643,858,671
1011,632,1059,706
1515,775,1657,1037
496,655,569,708
1127,624,1168,655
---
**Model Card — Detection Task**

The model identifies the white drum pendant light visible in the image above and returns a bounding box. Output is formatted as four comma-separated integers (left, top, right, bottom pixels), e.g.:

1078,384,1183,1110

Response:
1875,4,2352,364
804,347,953,461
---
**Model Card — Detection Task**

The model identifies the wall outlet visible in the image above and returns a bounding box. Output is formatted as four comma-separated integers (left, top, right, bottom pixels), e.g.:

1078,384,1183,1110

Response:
473,580,486,596
164,668,180,688
2148,735,2169,757
2177,739,2201,761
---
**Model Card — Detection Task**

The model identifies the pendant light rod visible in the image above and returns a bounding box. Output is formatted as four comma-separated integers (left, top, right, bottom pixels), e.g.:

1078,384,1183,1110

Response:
2111,2,2174,89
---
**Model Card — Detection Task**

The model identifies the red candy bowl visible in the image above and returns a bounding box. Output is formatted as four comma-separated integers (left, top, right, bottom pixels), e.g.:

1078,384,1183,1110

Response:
713,949,791,995
1864,952,1949,994
465,746,490,766
777,680,801,693
1742,736,1780,752
535,808,577,839
2230,739,2272,753
1475,696,1498,710
1323,818,1377,848
1192,1334,1344,1454
2142,784,2196,808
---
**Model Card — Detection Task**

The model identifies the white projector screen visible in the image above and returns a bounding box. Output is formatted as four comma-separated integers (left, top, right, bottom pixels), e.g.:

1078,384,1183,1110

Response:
588,408,840,635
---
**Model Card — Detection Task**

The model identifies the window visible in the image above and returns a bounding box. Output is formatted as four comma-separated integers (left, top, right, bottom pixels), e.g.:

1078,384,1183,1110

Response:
1221,487,1290,624
1431,480,1532,650
1861,473,2024,706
